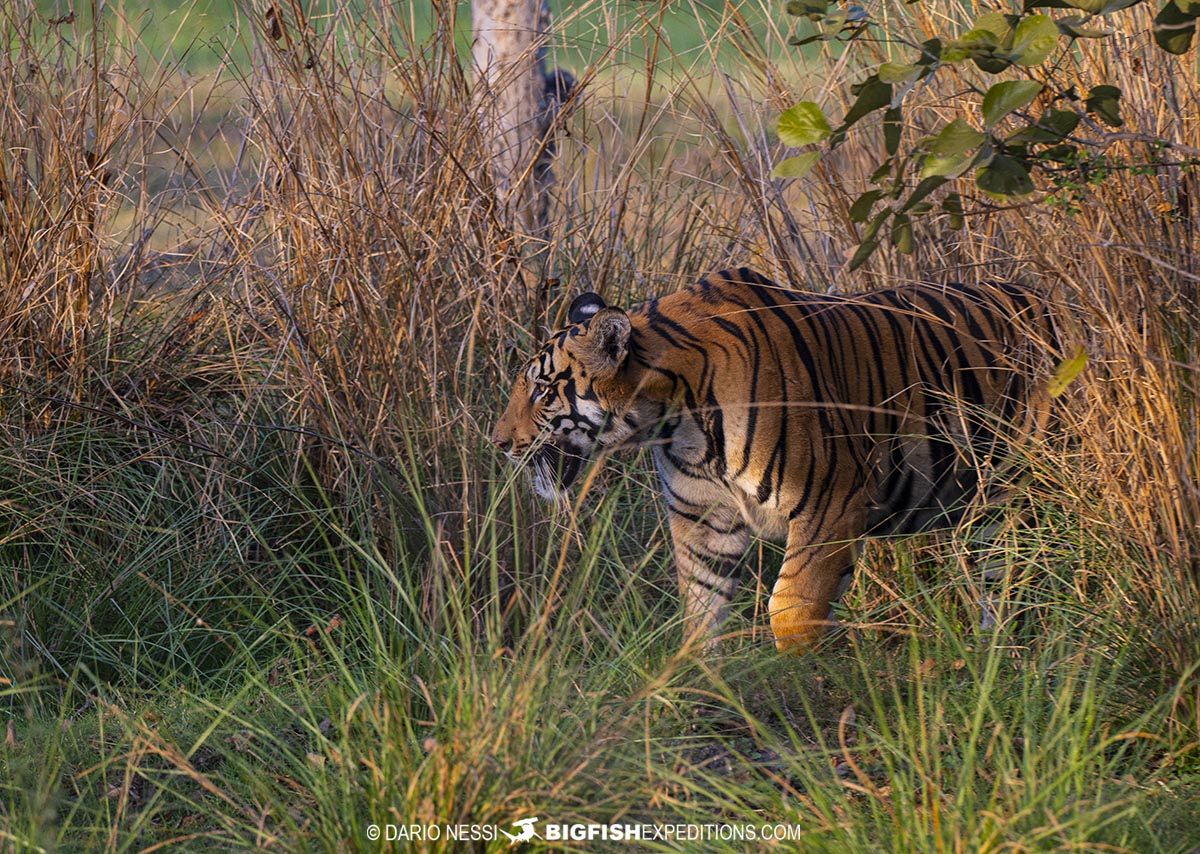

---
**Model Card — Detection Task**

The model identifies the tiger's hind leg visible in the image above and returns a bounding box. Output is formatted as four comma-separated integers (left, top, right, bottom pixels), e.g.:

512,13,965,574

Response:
668,506,750,652
769,507,865,653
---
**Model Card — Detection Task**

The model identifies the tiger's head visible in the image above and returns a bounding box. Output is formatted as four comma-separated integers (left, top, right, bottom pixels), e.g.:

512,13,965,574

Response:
491,293,634,501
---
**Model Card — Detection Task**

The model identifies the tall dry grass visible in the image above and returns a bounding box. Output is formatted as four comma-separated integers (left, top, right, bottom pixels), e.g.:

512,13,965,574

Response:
799,3,1200,673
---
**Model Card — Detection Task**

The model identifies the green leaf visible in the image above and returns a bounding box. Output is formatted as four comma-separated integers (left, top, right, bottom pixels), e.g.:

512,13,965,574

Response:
892,214,914,254
1047,345,1087,397
786,0,831,16
878,62,921,84
900,176,950,213
974,12,1017,39
921,152,976,180
1012,14,1060,65
1006,109,1080,144
1040,0,1140,12
943,192,965,229
1044,109,1081,136
1154,2,1197,55
778,102,833,146
928,119,987,156
884,107,903,156
831,76,893,148
970,12,1020,73
1040,143,1080,162
1097,0,1143,12
1026,0,1138,9
976,154,1035,196
848,240,880,271
982,80,1043,126
849,189,885,222
860,208,891,244
916,38,943,65
974,53,1015,74
1085,84,1123,127
771,151,822,179
1056,14,1113,37
955,28,1002,50
822,10,849,30
1093,0,1142,13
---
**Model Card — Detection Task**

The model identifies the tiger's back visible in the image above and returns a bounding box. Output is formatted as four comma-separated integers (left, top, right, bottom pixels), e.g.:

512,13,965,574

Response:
655,269,1054,537
491,267,1059,652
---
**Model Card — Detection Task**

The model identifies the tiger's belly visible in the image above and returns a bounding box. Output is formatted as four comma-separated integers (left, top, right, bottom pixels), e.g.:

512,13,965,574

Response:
657,459,790,542
656,411,797,542
729,492,790,541
655,415,790,543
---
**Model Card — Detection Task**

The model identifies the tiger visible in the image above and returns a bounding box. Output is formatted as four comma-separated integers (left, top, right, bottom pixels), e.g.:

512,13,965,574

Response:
490,267,1059,652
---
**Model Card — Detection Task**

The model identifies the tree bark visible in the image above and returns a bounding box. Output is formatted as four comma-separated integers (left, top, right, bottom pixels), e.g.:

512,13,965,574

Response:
471,0,572,240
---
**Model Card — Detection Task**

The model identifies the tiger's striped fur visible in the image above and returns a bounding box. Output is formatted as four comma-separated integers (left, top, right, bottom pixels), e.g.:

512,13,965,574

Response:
491,268,1058,652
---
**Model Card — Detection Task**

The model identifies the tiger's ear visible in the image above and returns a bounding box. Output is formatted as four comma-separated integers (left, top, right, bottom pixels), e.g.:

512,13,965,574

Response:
568,292,606,325
579,307,631,379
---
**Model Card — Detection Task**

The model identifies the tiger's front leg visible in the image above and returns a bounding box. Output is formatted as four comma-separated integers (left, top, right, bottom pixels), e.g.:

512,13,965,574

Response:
769,508,865,653
667,505,750,651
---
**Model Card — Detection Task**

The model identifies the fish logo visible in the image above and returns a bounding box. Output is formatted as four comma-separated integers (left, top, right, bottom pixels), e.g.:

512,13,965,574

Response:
500,817,540,845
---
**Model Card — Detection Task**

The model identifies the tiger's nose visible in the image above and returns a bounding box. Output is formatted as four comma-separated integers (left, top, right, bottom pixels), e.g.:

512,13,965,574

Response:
490,430,512,453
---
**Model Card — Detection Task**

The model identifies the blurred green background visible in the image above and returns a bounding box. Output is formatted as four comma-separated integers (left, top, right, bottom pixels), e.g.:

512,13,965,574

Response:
27,0,782,73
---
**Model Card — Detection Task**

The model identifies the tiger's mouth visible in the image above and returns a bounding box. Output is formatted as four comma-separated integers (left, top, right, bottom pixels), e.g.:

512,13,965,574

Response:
528,441,589,501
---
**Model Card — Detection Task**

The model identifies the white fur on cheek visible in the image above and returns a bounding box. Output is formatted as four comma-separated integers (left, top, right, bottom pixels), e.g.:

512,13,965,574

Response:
531,463,569,503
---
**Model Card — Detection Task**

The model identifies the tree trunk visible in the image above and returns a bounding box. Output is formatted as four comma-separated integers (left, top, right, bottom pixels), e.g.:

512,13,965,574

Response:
471,0,572,240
